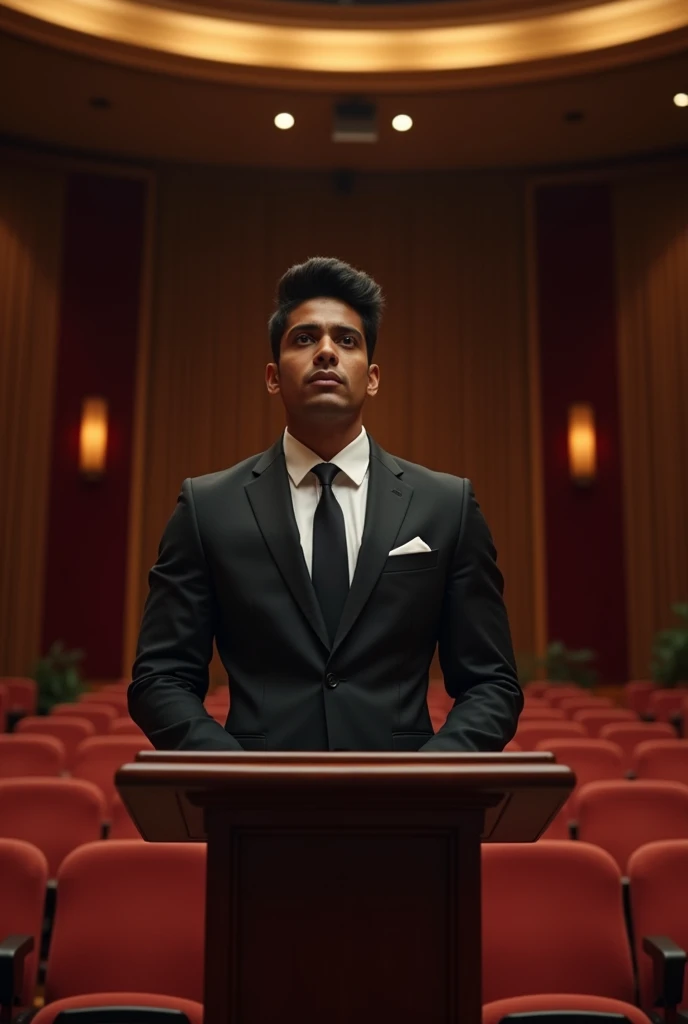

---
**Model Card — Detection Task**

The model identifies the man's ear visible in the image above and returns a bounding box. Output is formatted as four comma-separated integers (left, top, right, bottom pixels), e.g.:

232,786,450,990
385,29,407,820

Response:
265,362,281,395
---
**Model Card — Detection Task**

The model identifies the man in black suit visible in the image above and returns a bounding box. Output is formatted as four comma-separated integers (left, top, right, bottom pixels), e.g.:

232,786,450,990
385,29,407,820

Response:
129,257,522,751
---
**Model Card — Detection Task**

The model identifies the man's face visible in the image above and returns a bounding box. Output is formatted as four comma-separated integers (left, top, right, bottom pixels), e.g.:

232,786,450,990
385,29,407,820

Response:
266,297,379,420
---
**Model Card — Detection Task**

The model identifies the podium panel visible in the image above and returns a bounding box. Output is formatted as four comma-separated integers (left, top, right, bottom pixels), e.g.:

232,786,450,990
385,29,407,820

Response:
116,752,573,1024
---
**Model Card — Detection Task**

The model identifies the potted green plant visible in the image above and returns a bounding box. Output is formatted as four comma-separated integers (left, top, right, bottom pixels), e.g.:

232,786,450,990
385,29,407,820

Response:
32,640,85,713
518,641,598,688
651,602,688,688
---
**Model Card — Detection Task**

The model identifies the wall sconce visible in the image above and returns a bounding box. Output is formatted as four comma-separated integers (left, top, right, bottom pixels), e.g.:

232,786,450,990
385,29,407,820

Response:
568,402,596,486
79,397,108,480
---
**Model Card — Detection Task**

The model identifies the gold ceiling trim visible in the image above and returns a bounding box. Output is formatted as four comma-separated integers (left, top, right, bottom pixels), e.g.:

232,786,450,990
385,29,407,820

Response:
1,0,687,88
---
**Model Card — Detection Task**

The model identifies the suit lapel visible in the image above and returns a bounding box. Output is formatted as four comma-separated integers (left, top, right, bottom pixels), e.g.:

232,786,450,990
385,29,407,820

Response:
245,432,413,658
245,437,330,651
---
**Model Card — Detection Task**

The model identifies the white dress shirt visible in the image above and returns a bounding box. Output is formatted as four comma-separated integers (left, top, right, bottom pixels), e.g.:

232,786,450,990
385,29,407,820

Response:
283,426,370,585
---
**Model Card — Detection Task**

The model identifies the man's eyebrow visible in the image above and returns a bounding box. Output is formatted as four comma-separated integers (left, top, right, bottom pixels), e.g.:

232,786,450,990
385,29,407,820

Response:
287,323,363,339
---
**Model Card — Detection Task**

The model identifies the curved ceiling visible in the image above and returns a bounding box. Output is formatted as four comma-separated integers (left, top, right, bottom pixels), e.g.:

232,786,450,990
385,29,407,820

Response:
1,0,687,90
1,28,686,170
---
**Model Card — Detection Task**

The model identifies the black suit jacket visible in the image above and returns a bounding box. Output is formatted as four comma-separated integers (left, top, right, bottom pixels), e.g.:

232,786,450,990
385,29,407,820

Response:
129,433,522,752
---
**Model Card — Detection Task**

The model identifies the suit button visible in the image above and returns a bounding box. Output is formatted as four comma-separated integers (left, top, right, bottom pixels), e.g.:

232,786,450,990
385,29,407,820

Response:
325,673,339,689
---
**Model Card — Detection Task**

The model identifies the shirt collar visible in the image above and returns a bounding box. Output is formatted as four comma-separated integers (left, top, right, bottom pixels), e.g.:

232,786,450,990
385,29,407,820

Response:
283,426,369,488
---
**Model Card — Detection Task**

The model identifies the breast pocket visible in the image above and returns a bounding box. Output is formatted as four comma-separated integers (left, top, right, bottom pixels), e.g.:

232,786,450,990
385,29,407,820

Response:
382,549,439,573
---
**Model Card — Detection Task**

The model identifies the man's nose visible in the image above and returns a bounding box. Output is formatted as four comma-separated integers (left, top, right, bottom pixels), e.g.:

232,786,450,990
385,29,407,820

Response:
315,338,338,362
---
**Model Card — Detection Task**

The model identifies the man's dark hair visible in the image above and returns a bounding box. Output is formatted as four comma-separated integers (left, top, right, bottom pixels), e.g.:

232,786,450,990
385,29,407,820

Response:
268,257,384,364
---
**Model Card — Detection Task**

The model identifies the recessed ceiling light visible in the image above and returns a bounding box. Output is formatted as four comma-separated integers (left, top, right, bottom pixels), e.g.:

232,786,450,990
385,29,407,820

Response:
274,112,295,130
392,114,413,133
673,93,688,108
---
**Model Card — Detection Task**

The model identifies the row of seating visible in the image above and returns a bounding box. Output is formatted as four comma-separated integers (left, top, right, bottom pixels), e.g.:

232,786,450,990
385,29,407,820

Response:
1,769,687,878
2,838,686,1024
512,719,680,751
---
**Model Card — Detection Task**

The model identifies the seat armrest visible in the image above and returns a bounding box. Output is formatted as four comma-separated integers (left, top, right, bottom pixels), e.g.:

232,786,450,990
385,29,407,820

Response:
0,934,34,1012
643,935,686,1011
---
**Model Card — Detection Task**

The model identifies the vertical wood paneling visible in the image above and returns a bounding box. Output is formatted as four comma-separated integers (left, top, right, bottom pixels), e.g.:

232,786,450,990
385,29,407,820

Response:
133,166,536,676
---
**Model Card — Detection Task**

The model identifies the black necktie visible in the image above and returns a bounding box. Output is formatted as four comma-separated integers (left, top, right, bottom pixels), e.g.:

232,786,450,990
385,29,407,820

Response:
311,462,350,645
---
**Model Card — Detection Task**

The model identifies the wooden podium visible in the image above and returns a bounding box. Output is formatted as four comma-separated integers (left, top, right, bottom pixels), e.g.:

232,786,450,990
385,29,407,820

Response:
116,751,574,1024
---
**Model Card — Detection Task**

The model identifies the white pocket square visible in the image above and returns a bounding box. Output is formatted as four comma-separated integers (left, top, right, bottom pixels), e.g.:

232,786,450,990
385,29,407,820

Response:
388,536,432,556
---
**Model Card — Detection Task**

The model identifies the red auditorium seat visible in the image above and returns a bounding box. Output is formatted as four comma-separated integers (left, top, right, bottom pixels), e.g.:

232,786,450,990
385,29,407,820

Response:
627,839,688,1016
514,721,587,749
572,708,638,737
1,677,38,715
483,993,651,1024
647,687,688,723
623,680,656,717
559,696,615,716
0,838,48,1010
30,841,206,1024
0,683,7,732
522,682,551,699
632,739,688,785
0,734,66,777
109,717,146,735
504,740,521,752
72,736,153,816
32,993,204,1024
541,687,585,707
79,691,130,715
0,778,105,877
599,722,676,771
535,739,625,828
576,779,688,873
16,717,95,770
519,707,566,721
108,793,142,840
51,703,118,733
481,842,636,1006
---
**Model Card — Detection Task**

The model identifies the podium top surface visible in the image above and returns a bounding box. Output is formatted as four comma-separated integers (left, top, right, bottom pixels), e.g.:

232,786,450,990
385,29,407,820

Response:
116,751,574,844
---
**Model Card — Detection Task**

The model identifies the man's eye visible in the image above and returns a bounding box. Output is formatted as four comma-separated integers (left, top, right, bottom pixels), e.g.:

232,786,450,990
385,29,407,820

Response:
295,335,312,344
341,336,356,345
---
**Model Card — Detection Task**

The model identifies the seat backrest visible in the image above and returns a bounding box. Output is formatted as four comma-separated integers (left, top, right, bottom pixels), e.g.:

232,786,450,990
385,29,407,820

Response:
109,717,145,735
572,709,638,737
16,717,95,769
45,841,207,1003
559,697,615,715
542,688,585,707
0,838,49,1006
0,734,66,777
51,704,118,733
0,778,105,877
647,687,688,721
1,678,38,714
623,681,656,716
515,721,587,749
576,780,688,872
80,692,130,715
481,841,634,1004
536,739,624,814
108,793,144,840
519,708,566,721
72,737,153,814
599,722,676,770
632,739,688,785
523,683,551,699
627,839,688,1012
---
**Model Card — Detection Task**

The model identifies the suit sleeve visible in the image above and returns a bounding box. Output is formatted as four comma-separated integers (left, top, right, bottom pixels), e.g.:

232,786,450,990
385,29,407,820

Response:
128,478,241,751
420,480,523,752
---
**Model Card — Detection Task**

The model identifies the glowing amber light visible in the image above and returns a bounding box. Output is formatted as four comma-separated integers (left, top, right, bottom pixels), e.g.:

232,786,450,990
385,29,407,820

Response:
79,397,108,479
568,403,596,485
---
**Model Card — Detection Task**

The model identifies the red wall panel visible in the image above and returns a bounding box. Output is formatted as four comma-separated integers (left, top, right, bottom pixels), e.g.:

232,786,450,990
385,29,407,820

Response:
536,183,628,683
42,173,146,679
